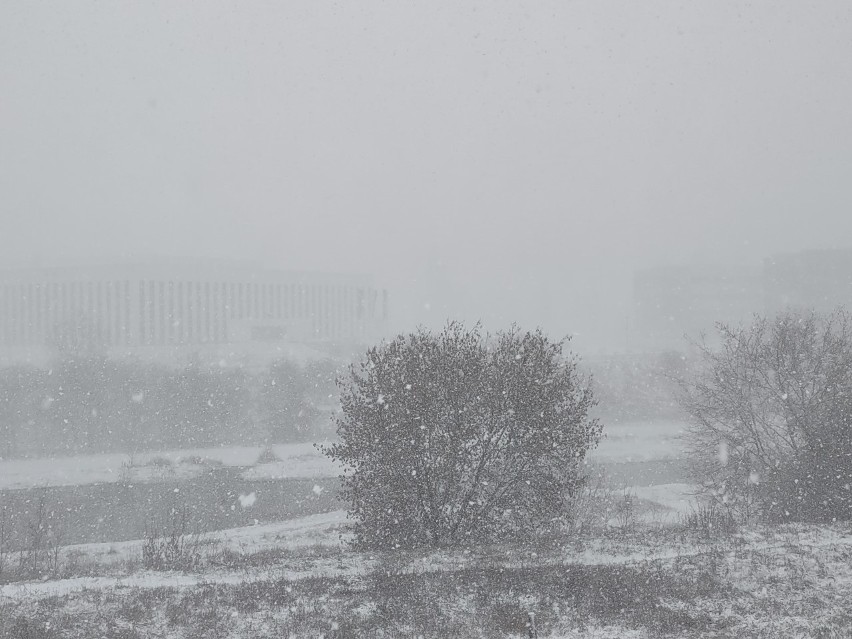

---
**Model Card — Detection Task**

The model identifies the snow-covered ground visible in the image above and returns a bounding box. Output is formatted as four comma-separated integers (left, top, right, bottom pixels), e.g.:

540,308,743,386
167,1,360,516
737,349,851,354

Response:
4,417,848,638
0,441,339,491
4,509,850,602
3,512,852,638
0,481,702,602
592,419,685,463
631,482,696,514
0,421,686,491
57,510,349,570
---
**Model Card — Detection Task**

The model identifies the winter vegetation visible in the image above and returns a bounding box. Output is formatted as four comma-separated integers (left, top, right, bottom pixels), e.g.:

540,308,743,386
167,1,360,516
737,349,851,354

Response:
322,323,601,549
2,485,852,637
679,309,852,524
6,0,852,632
0,357,340,458
3,314,852,636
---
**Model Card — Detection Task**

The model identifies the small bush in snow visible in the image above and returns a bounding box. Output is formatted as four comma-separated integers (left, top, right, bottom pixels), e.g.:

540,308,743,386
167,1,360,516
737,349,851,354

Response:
177,455,223,467
254,447,281,465
146,455,174,468
679,501,737,539
322,322,601,549
142,507,205,572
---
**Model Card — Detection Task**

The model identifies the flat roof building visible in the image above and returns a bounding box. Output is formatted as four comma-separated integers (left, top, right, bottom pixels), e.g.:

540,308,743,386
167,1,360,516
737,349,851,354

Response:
633,264,763,351
0,259,388,366
764,249,852,315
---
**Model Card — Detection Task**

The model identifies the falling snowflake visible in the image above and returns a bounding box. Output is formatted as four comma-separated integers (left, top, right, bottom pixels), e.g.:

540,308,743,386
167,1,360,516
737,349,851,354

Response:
718,440,729,466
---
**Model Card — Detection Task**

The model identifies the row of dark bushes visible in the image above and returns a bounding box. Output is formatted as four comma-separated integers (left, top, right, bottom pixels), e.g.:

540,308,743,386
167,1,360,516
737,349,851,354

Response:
0,345,690,461
0,356,340,458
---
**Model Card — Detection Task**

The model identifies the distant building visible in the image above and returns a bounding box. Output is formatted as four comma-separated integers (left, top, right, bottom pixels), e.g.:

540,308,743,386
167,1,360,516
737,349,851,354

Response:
764,249,852,315
633,264,762,351
0,259,388,366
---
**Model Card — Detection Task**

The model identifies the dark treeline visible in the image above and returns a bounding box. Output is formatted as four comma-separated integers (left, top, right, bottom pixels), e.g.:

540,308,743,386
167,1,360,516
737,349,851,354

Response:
0,357,340,459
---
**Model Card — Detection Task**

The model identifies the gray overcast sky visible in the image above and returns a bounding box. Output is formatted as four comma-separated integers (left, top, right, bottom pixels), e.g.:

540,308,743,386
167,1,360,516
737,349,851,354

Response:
2,1,852,351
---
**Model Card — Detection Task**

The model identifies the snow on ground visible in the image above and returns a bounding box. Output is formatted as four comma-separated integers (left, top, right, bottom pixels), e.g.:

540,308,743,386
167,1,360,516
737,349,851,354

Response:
206,509,348,551
0,420,686,491
549,628,646,639
57,510,349,569
5,516,852,604
6,418,851,637
0,510,351,600
0,451,196,491
591,419,686,463
0,559,380,603
240,449,338,481
631,482,697,514
6,524,852,638
0,441,339,491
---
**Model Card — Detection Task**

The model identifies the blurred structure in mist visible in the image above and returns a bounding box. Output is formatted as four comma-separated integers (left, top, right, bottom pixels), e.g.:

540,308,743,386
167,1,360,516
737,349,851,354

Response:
633,264,762,351
765,249,852,316
0,258,388,367
634,248,852,352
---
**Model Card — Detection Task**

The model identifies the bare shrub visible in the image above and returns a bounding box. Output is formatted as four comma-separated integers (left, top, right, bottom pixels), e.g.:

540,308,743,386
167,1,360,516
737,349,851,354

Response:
16,488,64,579
178,454,223,467
142,506,205,571
118,456,135,485
146,455,174,468
254,447,281,465
679,309,852,523
679,501,737,539
613,489,638,535
567,468,614,535
323,323,601,549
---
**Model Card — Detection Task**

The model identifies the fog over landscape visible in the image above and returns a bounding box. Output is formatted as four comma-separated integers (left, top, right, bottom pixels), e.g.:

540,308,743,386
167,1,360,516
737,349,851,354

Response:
3,1,852,349
4,2,852,637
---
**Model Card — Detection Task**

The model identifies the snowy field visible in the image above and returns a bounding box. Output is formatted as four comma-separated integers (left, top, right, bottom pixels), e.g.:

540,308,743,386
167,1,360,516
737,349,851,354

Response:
0,441,339,491
592,419,685,463
2,510,851,637
0,510,351,593
5,419,849,636
0,421,696,551
0,420,686,491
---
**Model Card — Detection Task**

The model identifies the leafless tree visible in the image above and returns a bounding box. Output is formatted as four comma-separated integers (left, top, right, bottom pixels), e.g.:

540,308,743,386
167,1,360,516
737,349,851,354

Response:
679,309,852,522
17,488,64,578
